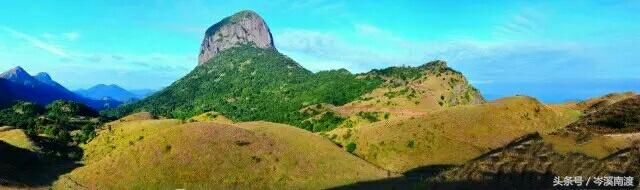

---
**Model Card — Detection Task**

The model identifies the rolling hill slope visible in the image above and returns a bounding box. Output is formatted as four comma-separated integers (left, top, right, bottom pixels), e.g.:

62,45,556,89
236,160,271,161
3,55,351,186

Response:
299,60,485,132
337,60,484,116
326,96,580,172
559,92,637,114
430,133,639,189
0,127,39,152
54,120,393,189
567,95,640,134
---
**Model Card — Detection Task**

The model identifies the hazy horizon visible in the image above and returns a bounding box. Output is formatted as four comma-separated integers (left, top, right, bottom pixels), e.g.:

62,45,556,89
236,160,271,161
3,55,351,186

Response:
1,0,639,103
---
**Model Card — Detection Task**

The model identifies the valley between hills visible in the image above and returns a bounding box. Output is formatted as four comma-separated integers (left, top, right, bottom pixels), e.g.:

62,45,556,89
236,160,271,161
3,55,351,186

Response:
1,10,639,190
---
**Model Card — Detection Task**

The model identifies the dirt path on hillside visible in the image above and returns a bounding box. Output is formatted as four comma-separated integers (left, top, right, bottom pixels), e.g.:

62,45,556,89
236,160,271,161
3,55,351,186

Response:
605,132,640,142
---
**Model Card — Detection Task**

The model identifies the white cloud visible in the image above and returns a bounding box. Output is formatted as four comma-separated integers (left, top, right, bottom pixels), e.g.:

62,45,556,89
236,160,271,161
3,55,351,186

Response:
276,28,427,72
42,31,80,41
0,26,193,89
276,29,338,56
286,0,346,13
469,80,495,84
493,8,544,39
63,32,80,41
3,27,70,57
353,23,420,49
274,23,604,84
354,24,386,36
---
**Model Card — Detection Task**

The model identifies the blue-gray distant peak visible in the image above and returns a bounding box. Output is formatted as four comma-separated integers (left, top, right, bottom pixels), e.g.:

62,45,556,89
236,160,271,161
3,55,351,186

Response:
0,66,31,82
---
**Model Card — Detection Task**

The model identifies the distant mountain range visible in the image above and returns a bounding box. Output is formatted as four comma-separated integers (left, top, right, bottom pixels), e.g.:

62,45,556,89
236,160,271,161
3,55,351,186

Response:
0,66,120,110
74,84,156,102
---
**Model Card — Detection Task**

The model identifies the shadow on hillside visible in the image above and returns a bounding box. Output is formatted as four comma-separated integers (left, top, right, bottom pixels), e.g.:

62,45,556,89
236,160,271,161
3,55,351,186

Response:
0,140,82,188
331,168,638,190
329,165,582,190
328,165,454,190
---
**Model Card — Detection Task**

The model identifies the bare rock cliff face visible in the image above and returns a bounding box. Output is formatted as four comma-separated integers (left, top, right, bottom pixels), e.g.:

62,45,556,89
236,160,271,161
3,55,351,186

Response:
198,10,276,65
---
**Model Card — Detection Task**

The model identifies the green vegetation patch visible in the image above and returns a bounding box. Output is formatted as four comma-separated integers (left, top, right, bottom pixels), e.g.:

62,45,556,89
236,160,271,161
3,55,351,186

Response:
107,46,383,132
0,100,106,160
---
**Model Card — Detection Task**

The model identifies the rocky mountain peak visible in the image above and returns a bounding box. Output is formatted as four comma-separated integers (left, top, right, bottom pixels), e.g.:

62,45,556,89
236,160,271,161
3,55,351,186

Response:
34,72,53,82
0,66,41,88
0,66,31,81
33,72,65,89
198,10,276,65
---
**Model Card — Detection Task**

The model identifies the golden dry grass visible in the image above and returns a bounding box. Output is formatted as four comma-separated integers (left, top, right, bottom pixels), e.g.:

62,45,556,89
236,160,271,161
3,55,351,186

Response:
336,69,482,118
327,96,581,172
111,112,155,123
187,111,233,124
54,121,392,190
0,127,38,152
81,119,183,164
436,133,640,188
542,132,633,159
557,91,636,113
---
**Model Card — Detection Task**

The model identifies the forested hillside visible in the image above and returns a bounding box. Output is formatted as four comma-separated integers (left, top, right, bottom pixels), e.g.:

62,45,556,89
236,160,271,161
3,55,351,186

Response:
106,46,383,130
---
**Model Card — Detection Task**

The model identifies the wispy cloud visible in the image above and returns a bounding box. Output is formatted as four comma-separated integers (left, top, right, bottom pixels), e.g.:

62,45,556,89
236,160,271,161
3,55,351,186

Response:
84,54,102,63
275,20,602,85
276,28,427,72
3,27,70,57
0,26,193,89
493,9,544,39
111,54,124,61
43,31,81,42
286,0,346,13
270,0,349,19
354,24,386,36
62,32,80,41
353,23,419,49
469,80,494,84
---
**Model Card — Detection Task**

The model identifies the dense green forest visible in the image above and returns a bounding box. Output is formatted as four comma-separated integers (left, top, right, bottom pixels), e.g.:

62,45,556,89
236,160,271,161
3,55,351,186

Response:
0,101,104,159
106,46,383,131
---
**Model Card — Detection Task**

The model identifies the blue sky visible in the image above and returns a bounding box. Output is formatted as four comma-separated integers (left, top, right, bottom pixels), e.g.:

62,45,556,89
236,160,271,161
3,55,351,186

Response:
0,0,639,102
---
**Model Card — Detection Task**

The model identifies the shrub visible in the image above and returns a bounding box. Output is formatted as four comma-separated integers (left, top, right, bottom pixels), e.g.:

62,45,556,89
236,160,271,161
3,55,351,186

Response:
346,142,357,153
407,140,415,148
357,111,381,123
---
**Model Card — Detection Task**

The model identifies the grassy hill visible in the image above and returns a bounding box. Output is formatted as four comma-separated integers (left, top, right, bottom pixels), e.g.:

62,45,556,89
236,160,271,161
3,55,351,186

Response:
187,111,234,124
566,95,640,134
111,111,156,123
336,60,484,117
106,45,382,132
558,92,636,114
82,119,183,164
429,133,639,189
326,96,580,172
0,127,80,188
292,61,485,132
54,119,392,189
0,127,39,152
